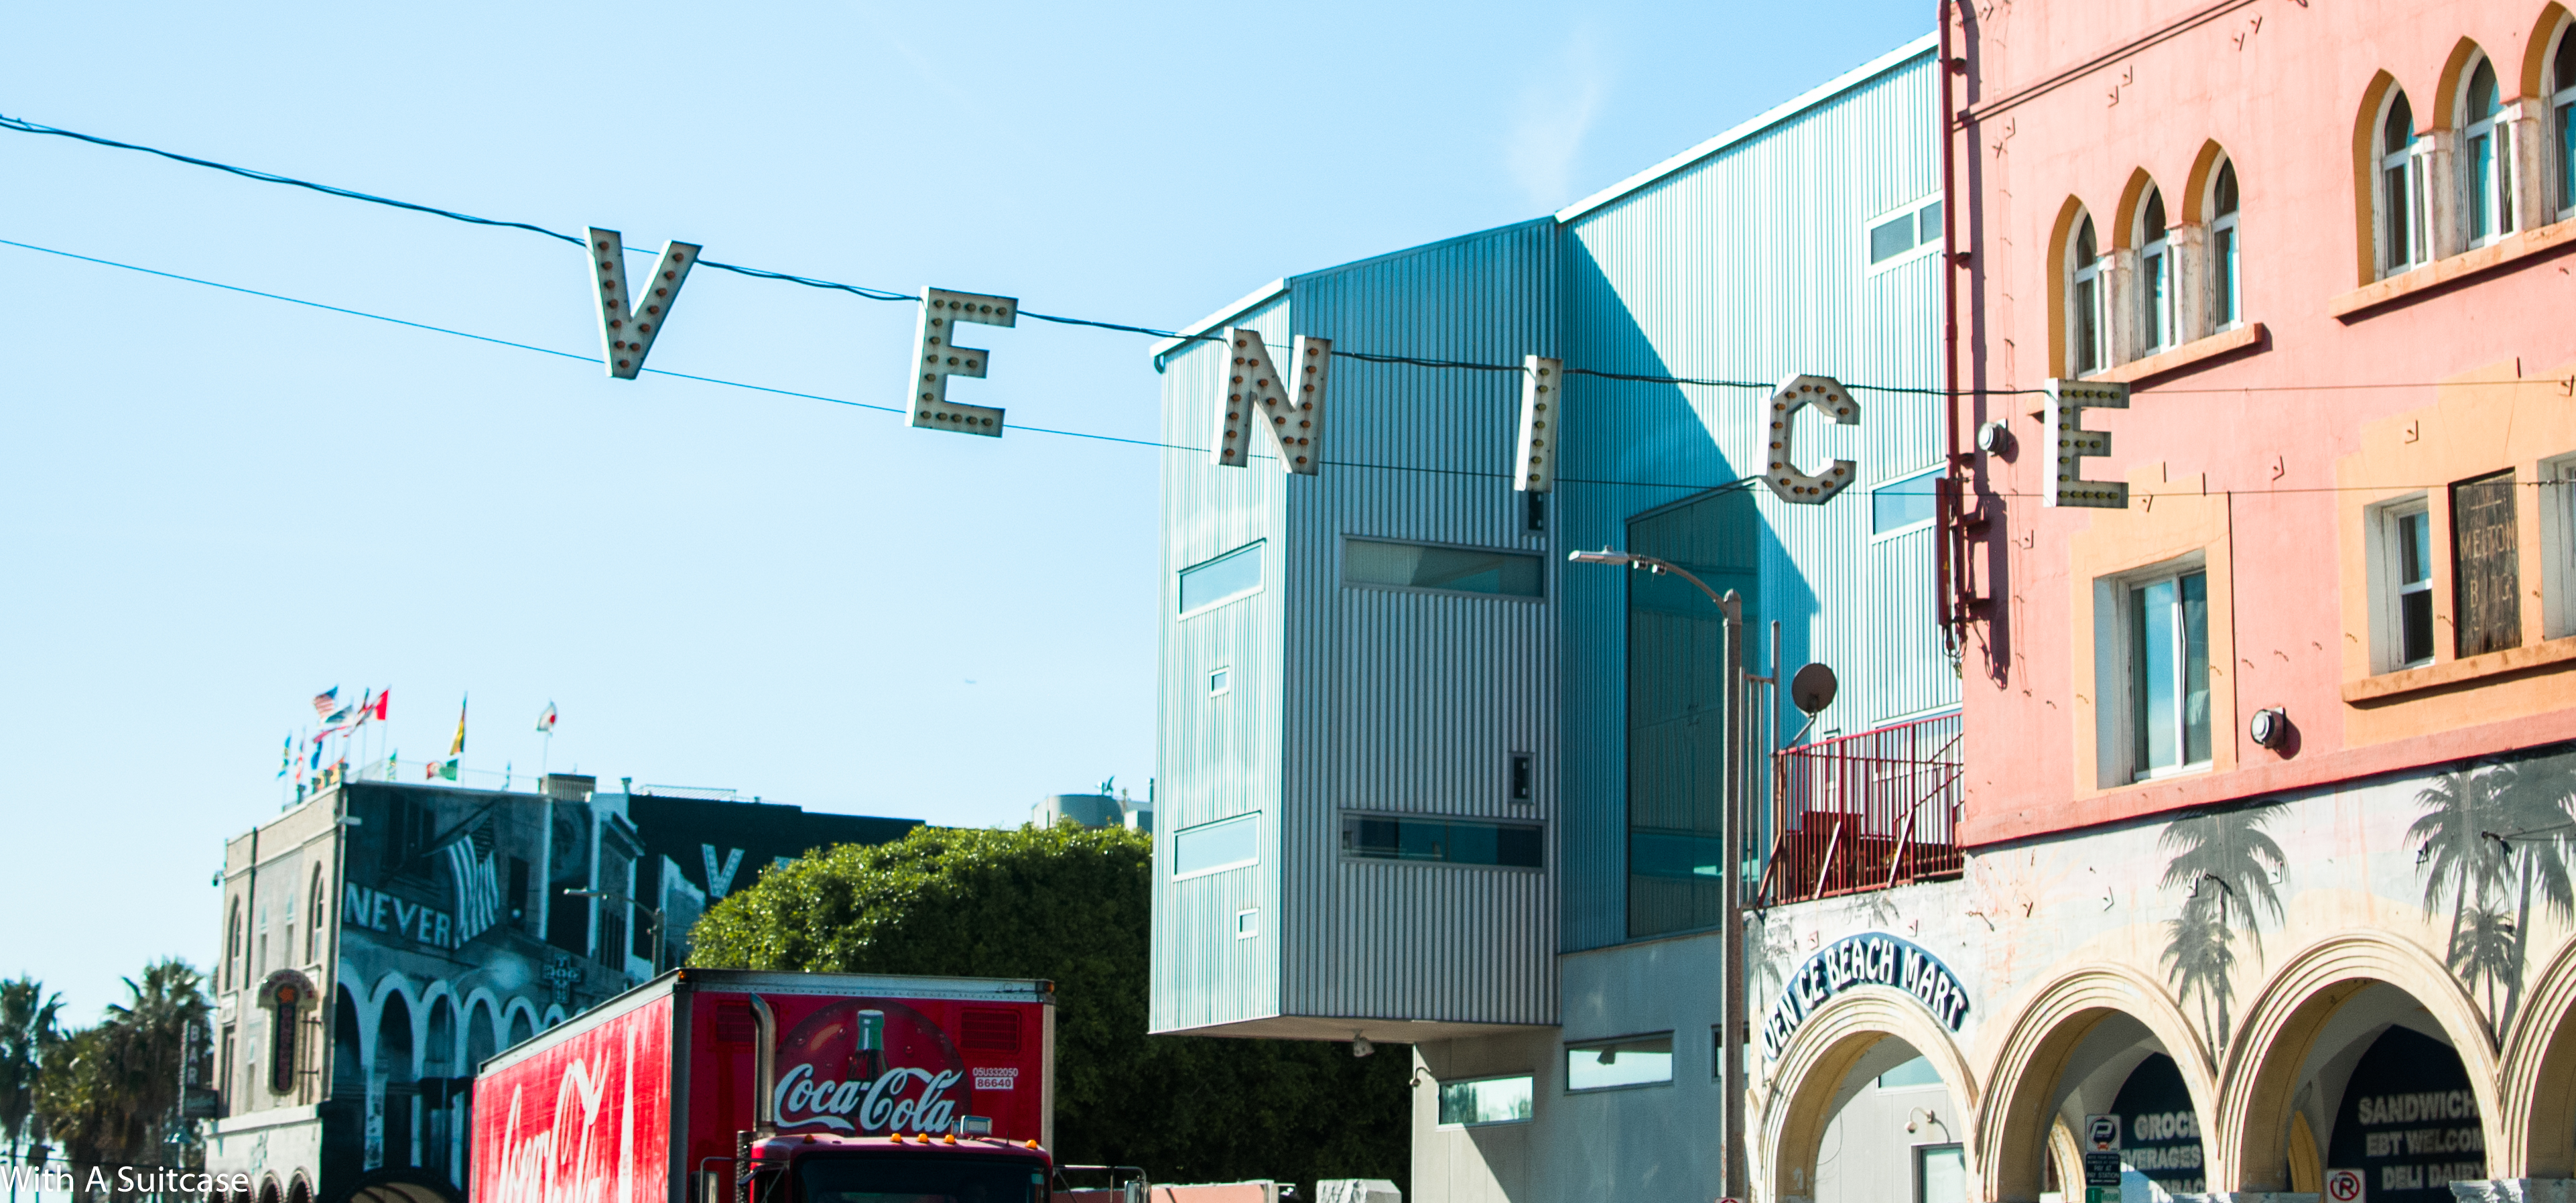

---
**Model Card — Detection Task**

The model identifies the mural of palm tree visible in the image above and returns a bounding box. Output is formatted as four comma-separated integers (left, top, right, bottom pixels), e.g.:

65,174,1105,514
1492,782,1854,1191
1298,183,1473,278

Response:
2410,754,2576,1029
2157,804,2287,1056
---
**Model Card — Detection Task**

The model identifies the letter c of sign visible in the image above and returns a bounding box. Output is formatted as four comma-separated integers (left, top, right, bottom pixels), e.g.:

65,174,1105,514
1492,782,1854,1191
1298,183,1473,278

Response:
1761,374,1860,505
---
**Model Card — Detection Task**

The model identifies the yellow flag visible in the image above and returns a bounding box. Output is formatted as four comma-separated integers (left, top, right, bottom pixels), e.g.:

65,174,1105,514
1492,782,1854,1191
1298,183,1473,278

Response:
449,694,467,757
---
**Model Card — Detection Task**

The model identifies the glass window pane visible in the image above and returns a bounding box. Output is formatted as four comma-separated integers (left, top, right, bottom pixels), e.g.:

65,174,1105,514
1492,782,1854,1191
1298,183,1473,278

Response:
1342,814,1543,868
1345,539,1542,597
1566,1035,1674,1091
1916,1145,1968,1203
1173,814,1258,877
2400,511,2431,584
2386,91,2414,155
2215,227,2239,325
2136,579,2179,771
2386,164,2412,268
2181,572,2210,765
2471,133,2496,241
1872,471,1941,534
1179,543,1263,614
1437,1076,1533,1125
1869,214,1915,263
2074,278,2099,374
1880,1056,1943,1088
2402,590,2435,666
1918,200,1943,245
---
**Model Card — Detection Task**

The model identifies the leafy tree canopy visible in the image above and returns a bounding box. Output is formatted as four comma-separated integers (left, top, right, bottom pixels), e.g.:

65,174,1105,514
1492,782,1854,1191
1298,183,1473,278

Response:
689,824,1408,1192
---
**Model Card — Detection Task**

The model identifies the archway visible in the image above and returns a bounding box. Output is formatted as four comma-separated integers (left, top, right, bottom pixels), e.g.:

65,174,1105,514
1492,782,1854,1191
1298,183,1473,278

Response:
422,995,457,1187
2500,938,2576,1179
1977,968,2219,1202
377,992,415,1172
2215,936,2502,1196
1759,987,1979,1203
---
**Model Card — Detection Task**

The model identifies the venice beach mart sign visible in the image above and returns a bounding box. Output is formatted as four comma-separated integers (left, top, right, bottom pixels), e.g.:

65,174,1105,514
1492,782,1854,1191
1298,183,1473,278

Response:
1761,932,1970,1061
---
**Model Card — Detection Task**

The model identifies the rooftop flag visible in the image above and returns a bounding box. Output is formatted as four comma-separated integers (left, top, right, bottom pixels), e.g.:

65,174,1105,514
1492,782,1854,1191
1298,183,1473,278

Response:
449,694,467,757
310,687,339,721
536,701,557,734
277,733,293,778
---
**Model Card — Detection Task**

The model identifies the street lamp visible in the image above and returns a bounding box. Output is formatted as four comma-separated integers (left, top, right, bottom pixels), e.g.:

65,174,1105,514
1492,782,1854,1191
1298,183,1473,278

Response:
1567,546,1751,1202
562,889,667,975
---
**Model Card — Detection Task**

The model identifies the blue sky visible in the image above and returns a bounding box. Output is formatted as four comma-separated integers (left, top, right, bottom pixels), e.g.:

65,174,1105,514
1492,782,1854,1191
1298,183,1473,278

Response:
0,0,1931,1020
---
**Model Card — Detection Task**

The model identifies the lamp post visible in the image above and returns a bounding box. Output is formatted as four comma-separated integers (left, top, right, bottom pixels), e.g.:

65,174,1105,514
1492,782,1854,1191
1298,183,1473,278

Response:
562,889,667,975
1568,548,1751,1202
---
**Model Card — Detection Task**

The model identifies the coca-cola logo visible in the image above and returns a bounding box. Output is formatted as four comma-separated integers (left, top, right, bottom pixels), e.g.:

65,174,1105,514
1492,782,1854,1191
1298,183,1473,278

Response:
772,999,966,1135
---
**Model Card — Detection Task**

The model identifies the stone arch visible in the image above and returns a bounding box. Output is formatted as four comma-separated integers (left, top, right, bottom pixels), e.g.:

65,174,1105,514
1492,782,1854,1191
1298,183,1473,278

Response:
1757,985,1980,1203
2211,931,2502,1193
502,997,541,1050
257,1173,281,1203
2521,5,2575,102
1976,964,2219,1202
2110,168,2161,252
2500,936,2576,1178
286,1172,312,1203
2431,37,2492,131
2178,140,2234,226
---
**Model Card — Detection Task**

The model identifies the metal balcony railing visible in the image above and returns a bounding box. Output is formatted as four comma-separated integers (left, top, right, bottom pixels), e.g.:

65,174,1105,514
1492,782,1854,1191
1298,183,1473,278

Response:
1760,711,1963,904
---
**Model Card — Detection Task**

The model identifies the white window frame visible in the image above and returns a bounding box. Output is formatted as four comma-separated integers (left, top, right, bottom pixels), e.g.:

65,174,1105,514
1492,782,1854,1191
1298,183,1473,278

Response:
2137,187,2175,355
1870,465,1945,542
2543,456,2576,640
2552,24,2576,218
2461,56,2516,248
2208,160,2243,332
2093,553,2212,787
1866,194,1945,275
2380,89,2431,277
2368,495,2437,673
1208,666,1232,697
2069,216,2109,376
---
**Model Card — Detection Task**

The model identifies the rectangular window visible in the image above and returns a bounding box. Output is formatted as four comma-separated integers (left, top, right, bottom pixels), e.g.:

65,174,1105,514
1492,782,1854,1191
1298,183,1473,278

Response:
2213,221,2241,328
1341,814,1542,867
1872,470,1941,535
2561,97,2575,216
1208,666,1231,696
1233,909,1258,939
1179,542,1263,615
1917,200,1943,246
1344,538,1542,598
2142,242,2172,353
2453,470,2523,657
1509,753,1533,802
2128,570,2211,777
2386,155,2418,272
2073,270,2103,375
1868,214,1916,263
1880,1055,1943,1088
1173,814,1258,878
2380,503,2436,670
1436,1075,1533,1126
1565,1034,1673,1092
1916,1144,1968,1203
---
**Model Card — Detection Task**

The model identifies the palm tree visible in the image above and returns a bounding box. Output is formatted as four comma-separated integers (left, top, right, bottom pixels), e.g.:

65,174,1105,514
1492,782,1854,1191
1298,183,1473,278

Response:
2157,804,2287,1053
31,960,209,1200
0,978,63,1179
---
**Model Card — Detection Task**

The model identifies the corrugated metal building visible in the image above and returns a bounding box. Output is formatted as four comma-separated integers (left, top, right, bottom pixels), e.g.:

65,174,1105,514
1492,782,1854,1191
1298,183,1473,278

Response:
1148,34,1951,1203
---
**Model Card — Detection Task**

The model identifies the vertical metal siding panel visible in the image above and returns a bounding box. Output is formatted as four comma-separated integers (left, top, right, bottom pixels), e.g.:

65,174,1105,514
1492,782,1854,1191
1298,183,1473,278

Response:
1277,220,1561,1027
1559,53,1951,953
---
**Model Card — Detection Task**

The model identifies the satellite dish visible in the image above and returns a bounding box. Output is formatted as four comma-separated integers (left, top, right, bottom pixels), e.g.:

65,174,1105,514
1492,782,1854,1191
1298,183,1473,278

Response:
1791,663,1839,716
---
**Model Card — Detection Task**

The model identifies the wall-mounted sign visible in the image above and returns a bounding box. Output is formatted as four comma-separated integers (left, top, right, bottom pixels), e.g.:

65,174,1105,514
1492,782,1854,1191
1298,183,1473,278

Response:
2325,1026,2486,1202
1760,932,1968,1061
2109,1054,2205,1196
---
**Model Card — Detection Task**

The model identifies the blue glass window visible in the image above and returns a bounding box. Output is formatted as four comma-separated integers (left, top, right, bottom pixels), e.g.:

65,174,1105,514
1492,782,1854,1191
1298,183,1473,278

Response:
1872,470,1942,535
1179,542,1263,614
1341,814,1542,868
1172,814,1258,877
1344,539,1541,597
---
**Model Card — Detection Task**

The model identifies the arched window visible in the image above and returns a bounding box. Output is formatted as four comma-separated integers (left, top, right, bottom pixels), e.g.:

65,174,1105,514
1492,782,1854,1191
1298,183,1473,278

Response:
2070,214,2108,375
305,867,328,963
2380,88,2428,275
224,899,243,993
2553,28,2576,217
2209,160,2242,329
2461,56,2515,245
2137,187,2174,354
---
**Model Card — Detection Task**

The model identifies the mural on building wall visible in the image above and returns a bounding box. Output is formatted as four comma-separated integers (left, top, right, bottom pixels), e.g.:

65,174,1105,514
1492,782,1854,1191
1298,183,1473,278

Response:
2406,750,2575,1029
2156,802,2287,1056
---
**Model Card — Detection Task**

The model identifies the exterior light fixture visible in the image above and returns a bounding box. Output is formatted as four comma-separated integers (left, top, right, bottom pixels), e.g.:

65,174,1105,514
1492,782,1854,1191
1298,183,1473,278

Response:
587,227,701,380
1351,1034,1374,1058
2249,706,2290,749
908,288,1017,438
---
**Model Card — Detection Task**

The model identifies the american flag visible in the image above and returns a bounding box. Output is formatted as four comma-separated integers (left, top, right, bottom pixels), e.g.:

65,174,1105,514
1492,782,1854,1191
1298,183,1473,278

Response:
310,687,340,721
442,816,503,947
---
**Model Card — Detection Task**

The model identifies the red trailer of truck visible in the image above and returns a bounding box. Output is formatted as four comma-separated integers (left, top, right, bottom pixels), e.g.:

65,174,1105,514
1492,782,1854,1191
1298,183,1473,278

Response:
470,968,1055,1203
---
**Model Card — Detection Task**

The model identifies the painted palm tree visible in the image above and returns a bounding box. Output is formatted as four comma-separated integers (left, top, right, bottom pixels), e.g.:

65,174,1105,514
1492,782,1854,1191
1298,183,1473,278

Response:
2157,804,2287,1054
2412,754,2576,1028
2451,903,2520,1015
2412,764,2513,958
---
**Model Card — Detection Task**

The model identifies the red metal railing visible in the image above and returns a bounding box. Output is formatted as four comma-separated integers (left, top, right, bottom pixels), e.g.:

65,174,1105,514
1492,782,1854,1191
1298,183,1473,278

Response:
1761,712,1963,904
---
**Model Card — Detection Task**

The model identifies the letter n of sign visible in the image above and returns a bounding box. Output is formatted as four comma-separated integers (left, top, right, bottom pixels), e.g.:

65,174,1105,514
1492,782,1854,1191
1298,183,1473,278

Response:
2045,379,2131,508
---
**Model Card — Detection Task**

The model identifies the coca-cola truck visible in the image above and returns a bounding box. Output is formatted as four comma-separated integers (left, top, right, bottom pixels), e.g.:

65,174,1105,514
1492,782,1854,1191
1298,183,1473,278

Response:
471,968,1057,1203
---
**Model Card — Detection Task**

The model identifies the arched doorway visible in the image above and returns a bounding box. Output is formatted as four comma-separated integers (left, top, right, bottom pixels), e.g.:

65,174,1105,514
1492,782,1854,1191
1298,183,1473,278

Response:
376,992,415,1172
1976,968,2217,1203
2217,937,2502,1196
1760,990,1979,1203
422,996,457,1186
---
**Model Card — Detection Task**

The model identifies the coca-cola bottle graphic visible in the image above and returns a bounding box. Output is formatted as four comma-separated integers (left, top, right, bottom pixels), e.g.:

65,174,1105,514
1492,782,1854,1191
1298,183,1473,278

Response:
855,1009,887,1088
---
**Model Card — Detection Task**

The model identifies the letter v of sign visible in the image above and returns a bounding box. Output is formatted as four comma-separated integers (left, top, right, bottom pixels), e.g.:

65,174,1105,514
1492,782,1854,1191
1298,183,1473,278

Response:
588,229,700,379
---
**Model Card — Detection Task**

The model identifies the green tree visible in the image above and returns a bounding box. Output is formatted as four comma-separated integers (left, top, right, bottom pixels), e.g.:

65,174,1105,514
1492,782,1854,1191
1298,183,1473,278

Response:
32,960,210,1199
0,978,64,1169
690,824,1409,1193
